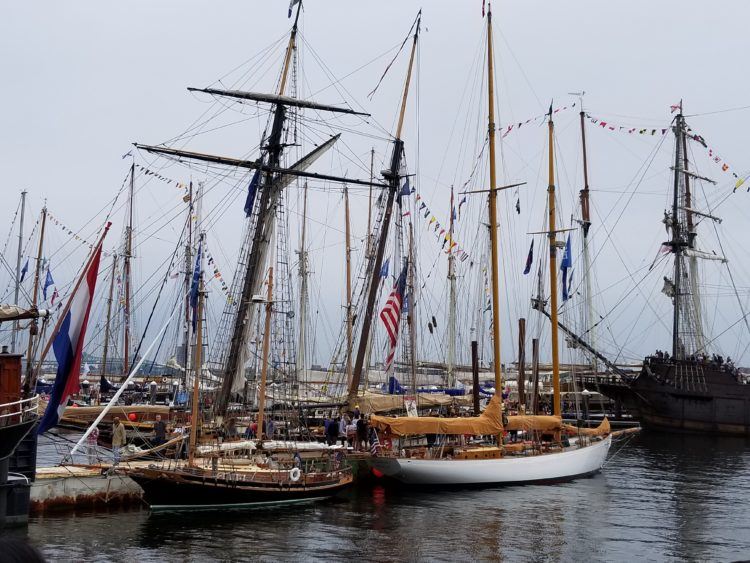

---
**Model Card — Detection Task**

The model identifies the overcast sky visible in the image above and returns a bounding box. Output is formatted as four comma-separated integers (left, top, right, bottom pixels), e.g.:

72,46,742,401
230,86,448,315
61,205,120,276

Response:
2,1,749,370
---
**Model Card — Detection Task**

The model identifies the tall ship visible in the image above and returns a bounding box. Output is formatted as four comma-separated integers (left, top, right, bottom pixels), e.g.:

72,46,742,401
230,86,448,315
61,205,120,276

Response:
598,106,750,434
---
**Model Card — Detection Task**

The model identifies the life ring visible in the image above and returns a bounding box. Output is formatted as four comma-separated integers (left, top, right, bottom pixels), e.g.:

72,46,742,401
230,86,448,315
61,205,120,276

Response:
289,467,301,482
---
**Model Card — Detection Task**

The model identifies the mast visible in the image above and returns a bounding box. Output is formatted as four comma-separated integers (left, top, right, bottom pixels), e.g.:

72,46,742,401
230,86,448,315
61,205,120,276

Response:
408,224,418,396
577,98,597,372
183,181,194,374
547,115,562,417
123,162,135,375
446,185,457,388
257,263,274,442
101,253,118,380
11,190,27,353
486,6,503,395
296,181,309,383
349,11,421,403
24,206,46,393
215,5,301,415
344,185,353,387
188,234,205,466
671,113,684,359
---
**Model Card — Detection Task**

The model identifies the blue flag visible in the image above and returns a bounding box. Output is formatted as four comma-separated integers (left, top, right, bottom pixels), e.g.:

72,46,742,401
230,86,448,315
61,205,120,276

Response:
190,242,202,330
397,177,411,206
523,239,534,275
20,258,29,282
288,0,299,18
561,235,572,301
43,268,55,300
244,169,261,217
379,257,390,278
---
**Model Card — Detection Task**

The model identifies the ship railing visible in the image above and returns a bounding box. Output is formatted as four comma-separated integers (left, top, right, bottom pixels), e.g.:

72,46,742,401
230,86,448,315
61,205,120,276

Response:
0,395,39,428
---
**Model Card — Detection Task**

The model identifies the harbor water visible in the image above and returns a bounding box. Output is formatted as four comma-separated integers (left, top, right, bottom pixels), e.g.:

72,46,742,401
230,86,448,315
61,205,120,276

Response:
9,432,750,561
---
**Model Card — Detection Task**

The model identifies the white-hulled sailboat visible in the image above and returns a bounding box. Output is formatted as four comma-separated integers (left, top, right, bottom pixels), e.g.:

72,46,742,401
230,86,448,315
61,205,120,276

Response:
368,4,612,486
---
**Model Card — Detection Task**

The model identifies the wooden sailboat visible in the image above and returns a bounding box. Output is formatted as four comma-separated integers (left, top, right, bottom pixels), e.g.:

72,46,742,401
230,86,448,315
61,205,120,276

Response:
126,4,355,509
368,5,612,486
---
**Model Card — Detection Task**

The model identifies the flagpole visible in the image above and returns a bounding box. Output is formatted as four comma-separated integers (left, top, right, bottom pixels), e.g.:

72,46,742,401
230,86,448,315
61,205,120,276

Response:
547,114,562,417
67,301,181,459
30,222,112,392
11,190,27,354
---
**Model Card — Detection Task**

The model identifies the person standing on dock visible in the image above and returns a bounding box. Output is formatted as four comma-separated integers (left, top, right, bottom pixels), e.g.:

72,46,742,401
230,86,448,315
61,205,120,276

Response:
87,425,99,464
112,417,126,465
153,415,166,447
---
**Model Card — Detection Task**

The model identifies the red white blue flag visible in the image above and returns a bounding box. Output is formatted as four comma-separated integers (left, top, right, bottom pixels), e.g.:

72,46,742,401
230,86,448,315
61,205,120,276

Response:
380,261,408,374
38,232,107,434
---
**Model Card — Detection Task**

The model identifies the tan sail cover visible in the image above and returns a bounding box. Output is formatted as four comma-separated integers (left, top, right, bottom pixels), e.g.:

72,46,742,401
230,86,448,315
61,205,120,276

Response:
359,391,469,415
370,395,503,436
505,415,563,432
563,417,610,436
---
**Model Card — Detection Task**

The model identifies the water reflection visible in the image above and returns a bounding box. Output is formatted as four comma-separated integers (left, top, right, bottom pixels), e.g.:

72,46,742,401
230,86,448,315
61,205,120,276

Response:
19,432,750,561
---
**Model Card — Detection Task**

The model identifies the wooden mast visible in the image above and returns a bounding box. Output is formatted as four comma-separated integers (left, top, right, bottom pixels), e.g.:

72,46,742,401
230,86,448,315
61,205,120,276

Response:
24,206,46,393
344,185,353,387
485,6,503,395
101,253,118,381
547,115,562,417
257,264,274,441
349,11,421,404
296,181,309,383
123,162,134,375
183,181,194,375
11,190,27,354
366,148,375,259
188,234,205,466
446,185,457,388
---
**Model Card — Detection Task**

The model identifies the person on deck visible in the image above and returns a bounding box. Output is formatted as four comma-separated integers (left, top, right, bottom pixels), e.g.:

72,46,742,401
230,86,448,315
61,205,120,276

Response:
112,417,127,465
87,425,99,464
153,414,167,447
326,415,338,446
338,414,348,446
356,416,367,452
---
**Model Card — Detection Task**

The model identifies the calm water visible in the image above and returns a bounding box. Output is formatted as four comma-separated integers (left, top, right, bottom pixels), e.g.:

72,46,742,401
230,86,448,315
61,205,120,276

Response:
9,432,750,562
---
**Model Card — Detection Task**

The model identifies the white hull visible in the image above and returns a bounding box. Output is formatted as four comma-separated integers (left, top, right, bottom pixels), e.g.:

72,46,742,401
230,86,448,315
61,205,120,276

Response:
370,436,611,486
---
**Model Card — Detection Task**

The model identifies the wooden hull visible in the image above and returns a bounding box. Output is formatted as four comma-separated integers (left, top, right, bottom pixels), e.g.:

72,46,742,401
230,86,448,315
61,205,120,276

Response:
599,358,750,435
128,467,353,512
369,437,611,486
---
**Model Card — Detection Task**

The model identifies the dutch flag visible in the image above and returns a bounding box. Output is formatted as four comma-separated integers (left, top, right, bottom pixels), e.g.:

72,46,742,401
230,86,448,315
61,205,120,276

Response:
38,232,108,434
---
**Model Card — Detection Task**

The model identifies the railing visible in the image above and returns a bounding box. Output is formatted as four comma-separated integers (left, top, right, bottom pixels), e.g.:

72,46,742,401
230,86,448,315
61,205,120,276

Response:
0,395,39,427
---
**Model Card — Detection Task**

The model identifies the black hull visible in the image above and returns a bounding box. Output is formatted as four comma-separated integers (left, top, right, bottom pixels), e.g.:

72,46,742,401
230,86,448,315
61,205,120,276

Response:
129,468,353,512
599,357,750,435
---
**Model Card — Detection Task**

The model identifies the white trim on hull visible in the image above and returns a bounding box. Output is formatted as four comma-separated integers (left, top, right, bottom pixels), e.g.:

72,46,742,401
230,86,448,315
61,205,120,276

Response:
370,436,611,486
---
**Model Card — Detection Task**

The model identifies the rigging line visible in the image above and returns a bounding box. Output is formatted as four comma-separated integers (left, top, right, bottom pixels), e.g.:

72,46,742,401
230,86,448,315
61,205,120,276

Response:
366,11,420,100
685,103,750,118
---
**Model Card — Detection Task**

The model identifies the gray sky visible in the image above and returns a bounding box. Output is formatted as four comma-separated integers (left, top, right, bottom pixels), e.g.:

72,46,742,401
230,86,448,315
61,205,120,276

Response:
2,0,750,370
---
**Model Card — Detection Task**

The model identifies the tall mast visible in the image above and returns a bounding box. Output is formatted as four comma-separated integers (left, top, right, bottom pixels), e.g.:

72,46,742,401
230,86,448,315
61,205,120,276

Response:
446,185,457,387
24,206,46,392
547,115,562,417
123,162,135,375
101,253,118,380
216,4,301,415
408,224,418,395
486,6,503,395
11,190,27,353
188,233,205,466
577,97,597,373
296,181,309,383
344,185,353,387
349,11,421,403
257,263,274,442
182,181,194,374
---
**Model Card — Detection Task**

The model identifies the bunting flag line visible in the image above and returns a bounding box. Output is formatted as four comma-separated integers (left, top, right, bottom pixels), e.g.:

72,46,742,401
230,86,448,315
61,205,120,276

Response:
413,194,471,262
587,114,745,188
500,103,577,139
203,244,232,303
134,164,190,194
47,211,112,256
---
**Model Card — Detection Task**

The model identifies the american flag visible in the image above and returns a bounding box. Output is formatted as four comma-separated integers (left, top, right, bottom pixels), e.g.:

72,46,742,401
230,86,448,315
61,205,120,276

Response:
369,427,381,456
380,261,408,374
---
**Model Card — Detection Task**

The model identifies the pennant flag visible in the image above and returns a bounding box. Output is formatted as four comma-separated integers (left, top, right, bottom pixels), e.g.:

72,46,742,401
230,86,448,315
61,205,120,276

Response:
515,198,521,214
735,177,746,192
380,261,408,374
561,235,572,301
397,177,411,206
288,0,300,18
190,241,202,330
670,102,682,114
458,196,467,218
50,287,59,306
38,232,107,434
20,258,29,282
43,268,55,300
379,257,390,278
402,211,411,217
244,169,261,217
523,239,534,275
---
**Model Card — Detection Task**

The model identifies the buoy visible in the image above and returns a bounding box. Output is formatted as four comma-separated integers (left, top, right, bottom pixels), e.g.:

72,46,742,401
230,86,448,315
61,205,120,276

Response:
127,413,137,422
289,467,301,482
